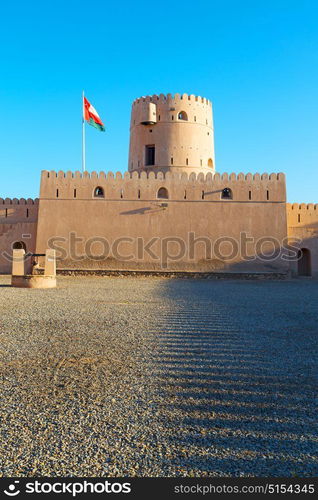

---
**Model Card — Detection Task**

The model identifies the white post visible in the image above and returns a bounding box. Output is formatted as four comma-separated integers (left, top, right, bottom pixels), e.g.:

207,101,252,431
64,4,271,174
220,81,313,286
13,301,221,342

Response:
82,90,86,172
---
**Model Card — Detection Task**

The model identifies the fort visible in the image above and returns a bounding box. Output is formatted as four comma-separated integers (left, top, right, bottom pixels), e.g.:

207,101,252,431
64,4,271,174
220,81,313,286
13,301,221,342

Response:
0,93,317,277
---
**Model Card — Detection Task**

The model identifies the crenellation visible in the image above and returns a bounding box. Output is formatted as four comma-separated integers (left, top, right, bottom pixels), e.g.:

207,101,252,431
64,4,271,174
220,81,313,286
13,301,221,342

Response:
132,93,211,107
287,202,318,238
289,203,318,210
0,197,38,205
40,169,287,191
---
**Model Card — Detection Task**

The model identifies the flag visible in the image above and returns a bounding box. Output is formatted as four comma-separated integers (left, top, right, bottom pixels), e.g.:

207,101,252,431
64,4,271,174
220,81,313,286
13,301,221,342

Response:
83,96,105,132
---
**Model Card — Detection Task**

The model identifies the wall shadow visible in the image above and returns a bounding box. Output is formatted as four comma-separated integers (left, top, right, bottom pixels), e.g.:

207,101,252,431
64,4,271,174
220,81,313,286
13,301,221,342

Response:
147,279,318,476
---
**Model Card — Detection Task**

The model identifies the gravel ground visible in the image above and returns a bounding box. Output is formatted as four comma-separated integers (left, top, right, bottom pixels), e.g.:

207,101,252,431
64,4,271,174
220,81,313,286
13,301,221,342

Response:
0,276,317,477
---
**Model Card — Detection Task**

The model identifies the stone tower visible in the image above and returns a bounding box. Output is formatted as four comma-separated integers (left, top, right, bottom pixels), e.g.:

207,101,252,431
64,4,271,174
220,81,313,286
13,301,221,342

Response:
128,93,215,175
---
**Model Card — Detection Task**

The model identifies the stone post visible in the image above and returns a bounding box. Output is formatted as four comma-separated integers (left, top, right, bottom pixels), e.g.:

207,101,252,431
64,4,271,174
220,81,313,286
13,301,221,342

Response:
44,249,56,276
12,249,25,276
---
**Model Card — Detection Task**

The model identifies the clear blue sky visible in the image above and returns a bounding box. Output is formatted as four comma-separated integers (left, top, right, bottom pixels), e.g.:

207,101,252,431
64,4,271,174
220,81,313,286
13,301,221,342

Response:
0,0,317,202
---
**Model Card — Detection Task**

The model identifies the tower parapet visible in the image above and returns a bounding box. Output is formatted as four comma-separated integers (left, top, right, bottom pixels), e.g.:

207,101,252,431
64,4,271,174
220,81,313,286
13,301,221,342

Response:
128,93,215,175
39,170,286,203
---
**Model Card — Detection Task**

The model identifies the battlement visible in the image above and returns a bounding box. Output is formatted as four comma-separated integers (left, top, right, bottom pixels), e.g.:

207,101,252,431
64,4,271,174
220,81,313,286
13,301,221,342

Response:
39,170,286,202
132,93,212,107
0,198,39,205
286,202,318,229
0,198,39,223
287,203,318,211
42,170,284,182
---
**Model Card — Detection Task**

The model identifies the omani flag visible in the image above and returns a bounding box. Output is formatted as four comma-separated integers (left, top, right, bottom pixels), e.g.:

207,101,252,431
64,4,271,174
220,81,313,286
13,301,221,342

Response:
83,96,105,132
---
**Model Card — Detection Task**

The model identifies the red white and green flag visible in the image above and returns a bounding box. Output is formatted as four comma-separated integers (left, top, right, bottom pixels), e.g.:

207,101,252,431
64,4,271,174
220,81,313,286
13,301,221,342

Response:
83,96,105,132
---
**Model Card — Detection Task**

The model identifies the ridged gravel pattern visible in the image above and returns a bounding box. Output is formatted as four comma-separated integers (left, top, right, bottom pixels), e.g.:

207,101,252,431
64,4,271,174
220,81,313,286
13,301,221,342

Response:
0,276,317,477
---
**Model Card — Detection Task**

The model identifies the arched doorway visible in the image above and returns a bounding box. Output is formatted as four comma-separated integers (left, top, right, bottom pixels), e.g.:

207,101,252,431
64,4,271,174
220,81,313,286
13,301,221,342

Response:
297,248,311,276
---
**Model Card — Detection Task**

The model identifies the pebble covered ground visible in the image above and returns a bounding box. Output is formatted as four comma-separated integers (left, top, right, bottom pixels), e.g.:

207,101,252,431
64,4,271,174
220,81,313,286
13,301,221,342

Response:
0,276,317,477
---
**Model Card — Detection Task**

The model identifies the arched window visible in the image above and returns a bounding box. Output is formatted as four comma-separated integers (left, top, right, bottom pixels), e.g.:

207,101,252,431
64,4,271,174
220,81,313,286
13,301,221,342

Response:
157,187,169,199
94,186,104,198
12,241,26,251
221,187,232,200
208,158,213,168
178,111,188,121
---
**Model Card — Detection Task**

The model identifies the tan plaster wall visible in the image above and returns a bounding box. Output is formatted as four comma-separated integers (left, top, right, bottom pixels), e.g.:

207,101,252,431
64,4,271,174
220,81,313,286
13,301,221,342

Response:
35,170,288,273
287,203,318,277
0,198,39,273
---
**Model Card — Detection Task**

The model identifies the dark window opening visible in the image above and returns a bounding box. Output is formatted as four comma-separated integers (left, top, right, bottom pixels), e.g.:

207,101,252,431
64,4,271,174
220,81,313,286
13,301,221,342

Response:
145,145,155,166
26,208,29,218
12,241,26,251
171,157,173,165
171,115,174,120
249,191,252,200
5,208,7,218
74,189,77,198
157,187,169,199
178,111,188,121
194,116,196,122
221,188,232,200
202,190,205,200
56,189,59,198
186,158,188,165
184,190,187,199
158,115,161,121
94,186,104,198
267,190,269,200
138,189,141,199
298,214,301,223
120,189,123,199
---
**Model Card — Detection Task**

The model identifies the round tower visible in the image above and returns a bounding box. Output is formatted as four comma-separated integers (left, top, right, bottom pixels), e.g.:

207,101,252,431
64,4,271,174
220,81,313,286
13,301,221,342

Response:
128,93,215,175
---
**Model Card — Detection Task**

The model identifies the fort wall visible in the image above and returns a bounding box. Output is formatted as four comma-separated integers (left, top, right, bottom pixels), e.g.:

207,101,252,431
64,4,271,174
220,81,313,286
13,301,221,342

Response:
0,199,39,274
35,170,288,273
287,203,318,277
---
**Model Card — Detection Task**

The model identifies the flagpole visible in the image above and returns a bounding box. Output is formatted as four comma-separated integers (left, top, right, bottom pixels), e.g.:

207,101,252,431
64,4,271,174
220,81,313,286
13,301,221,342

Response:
82,90,86,172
